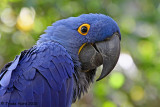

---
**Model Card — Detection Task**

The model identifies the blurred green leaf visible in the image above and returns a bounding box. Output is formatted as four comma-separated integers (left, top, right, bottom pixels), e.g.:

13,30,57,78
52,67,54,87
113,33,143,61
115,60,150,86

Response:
109,72,125,89
102,101,117,107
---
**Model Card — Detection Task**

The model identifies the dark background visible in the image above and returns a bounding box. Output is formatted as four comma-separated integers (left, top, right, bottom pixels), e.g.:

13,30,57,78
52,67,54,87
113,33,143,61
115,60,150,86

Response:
0,0,160,107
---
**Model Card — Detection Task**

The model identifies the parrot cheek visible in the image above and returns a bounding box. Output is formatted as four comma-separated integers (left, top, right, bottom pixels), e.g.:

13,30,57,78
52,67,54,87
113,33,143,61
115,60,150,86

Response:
79,43,103,71
79,33,120,81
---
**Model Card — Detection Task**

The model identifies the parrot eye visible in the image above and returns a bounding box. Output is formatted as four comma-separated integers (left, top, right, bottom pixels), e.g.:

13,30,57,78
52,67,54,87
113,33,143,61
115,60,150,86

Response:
81,26,88,33
78,24,90,35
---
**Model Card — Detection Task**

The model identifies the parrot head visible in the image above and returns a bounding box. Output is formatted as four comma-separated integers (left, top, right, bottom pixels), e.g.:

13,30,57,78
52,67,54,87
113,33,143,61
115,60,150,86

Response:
37,13,121,102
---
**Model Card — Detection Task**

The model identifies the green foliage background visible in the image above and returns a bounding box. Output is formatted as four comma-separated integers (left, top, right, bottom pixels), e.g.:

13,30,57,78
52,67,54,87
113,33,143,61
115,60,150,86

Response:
0,0,160,107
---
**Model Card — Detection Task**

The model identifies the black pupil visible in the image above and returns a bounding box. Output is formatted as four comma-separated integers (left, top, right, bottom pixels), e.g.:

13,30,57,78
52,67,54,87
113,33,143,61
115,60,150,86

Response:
81,26,88,33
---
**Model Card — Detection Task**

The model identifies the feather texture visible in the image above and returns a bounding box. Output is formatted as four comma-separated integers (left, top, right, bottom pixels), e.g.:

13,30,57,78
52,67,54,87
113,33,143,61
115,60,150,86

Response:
0,41,74,107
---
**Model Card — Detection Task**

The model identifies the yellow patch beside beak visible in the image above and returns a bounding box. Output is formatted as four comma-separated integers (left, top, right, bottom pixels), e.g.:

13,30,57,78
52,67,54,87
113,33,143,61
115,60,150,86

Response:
78,43,86,55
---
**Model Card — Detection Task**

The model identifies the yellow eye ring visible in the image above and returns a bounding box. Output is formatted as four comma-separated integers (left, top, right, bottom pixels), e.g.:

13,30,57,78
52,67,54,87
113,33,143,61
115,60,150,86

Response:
78,24,90,35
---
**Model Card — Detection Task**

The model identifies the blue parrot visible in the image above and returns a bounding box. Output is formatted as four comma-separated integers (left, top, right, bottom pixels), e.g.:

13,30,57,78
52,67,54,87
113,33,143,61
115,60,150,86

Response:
0,13,121,107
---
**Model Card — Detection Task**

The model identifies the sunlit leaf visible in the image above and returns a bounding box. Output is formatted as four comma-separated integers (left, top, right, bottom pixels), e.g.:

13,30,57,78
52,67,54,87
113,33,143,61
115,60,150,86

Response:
130,85,145,102
138,40,155,61
103,101,117,107
109,72,125,89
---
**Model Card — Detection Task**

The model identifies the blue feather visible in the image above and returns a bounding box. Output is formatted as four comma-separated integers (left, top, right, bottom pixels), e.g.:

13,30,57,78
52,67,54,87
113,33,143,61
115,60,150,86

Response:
0,42,74,107
14,79,25,91
42,78,51,107
23,68,36,80
0,93,11,107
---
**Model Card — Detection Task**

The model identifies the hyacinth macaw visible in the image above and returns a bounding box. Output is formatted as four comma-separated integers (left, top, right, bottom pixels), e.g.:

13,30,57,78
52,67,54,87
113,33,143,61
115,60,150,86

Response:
0,13,121,107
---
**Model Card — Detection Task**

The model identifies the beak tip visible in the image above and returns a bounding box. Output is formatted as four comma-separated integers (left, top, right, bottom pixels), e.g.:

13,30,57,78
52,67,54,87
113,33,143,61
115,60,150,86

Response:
95,33,120,81
96,77,102,81
96,68,112,81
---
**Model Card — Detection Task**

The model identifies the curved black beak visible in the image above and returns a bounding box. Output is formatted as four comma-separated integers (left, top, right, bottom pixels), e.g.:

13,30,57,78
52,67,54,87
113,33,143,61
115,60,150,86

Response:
79,33,120,81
